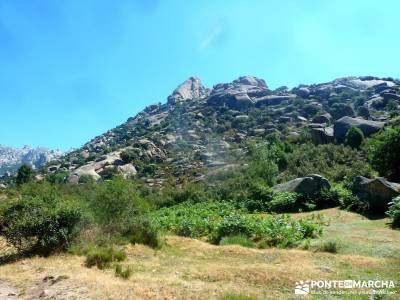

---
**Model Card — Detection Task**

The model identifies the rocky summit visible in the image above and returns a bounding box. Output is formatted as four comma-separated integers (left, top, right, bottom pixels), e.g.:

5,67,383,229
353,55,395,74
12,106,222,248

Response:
0,145,62,176
42,75,399,185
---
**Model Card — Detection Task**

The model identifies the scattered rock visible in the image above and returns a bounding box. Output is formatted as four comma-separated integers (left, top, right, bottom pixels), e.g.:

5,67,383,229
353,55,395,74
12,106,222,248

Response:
312,113,332,124
310,127,334,145
333,116,385,141
274,174,331,196
353,176,400,211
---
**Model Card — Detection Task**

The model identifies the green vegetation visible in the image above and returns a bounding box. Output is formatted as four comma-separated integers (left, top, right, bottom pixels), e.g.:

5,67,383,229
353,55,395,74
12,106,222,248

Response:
219,235,255,248
16,165,34,185
115,264,132,279
0,194,81,255
85,246,126,269
366,126,400,181
387,196,400,228
150,201,322,248
344,126,364,149
315,239,340,253
218,293,258,300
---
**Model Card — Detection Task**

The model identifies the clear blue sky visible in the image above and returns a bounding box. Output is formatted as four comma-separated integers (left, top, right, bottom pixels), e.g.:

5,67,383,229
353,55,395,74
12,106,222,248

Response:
1,0,399,150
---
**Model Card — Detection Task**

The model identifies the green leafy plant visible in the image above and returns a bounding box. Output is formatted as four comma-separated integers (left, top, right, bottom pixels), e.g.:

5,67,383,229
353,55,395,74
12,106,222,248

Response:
387,196,400,228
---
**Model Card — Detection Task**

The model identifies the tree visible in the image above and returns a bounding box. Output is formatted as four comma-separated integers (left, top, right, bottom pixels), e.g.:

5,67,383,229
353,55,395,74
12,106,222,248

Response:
345,127,364,149
366,126,400,181
16,165,34,185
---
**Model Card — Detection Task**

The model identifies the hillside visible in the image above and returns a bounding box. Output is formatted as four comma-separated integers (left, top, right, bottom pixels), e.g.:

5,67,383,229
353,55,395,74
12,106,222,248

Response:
45,75,400,185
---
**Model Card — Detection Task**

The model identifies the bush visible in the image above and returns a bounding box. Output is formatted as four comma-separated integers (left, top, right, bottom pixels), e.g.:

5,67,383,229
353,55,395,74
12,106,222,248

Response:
115,264,132,279
85,246,126,269
89,177,150,232
78,175,96,184
365,126,400,181
0,195,81,255
120,149,138,164
219,235,255,248
345,126,364,149
387,196,400,228
129,218,161,249
268,192,299,213
315,239,340,253
333,184,368,213
16,165,34,186
279,143,373,184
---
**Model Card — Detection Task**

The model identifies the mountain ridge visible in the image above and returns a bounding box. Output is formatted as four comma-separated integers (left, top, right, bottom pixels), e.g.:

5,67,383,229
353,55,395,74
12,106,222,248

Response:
38,75,400,184
0,145,62,176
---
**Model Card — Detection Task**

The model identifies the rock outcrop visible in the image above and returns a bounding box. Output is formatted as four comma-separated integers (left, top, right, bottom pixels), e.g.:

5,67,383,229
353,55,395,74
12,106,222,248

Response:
274,174,331,195
333,117,385,141
310,127,334,145
168,77,210,104
207,76,296,109
353,176,400,211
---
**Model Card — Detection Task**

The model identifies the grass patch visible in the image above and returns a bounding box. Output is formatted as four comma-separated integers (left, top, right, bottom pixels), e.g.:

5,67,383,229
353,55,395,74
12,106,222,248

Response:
217,293,258,300
315,239,340,253
219,235,255,248
115,264,132,279
85,246,126,269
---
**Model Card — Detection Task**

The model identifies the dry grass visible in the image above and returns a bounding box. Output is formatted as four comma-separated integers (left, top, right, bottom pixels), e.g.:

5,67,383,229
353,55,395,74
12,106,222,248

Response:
0,208,399,299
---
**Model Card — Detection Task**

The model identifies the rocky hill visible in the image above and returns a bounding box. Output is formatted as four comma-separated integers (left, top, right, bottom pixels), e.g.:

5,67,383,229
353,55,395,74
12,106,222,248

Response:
47,75,400,185
0,145,62,176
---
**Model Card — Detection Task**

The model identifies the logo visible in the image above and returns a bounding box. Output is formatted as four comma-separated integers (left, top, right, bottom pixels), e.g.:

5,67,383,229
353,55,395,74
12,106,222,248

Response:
294,279,396,296
295,280,310,295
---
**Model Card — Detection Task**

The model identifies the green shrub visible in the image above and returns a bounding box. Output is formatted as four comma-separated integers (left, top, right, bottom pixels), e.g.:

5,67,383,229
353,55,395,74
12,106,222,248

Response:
85,246,126,269
387,196,400,228
365,126,400,181
334,184,368,213
279,144,373,183
315,239,340,253
268,192,299,213
0,195,81,255
219,235,255,248
129,218,161,249
89,177,150,232
120,149,138,164
345,126,364,149
115,264,132,279
16,165,34,186
78,175,96,184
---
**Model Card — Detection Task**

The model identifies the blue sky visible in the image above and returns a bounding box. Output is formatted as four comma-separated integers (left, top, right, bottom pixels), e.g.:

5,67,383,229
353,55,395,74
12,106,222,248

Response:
1,0,399,150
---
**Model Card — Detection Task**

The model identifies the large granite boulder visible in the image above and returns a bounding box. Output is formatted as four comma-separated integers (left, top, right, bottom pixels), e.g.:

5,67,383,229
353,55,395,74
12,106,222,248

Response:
168,77,210,104
333,116,384,141
274,174,331,196
331,103,355,120
207,76,296,109
233,76,267,88
312,113,332,124
353,176,400,211
310,127,334,145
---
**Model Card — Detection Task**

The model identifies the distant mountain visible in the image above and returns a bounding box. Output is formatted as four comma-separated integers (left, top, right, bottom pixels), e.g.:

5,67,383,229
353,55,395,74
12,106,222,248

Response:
44,75,399,185
0,145,62,175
